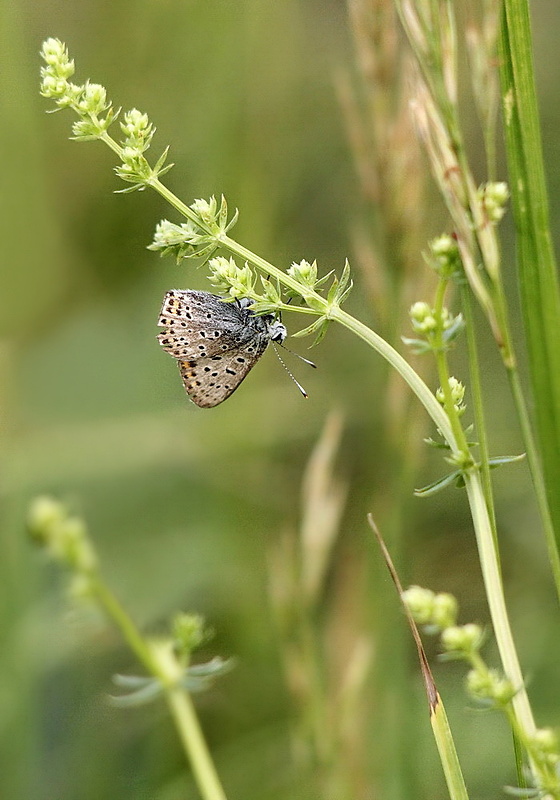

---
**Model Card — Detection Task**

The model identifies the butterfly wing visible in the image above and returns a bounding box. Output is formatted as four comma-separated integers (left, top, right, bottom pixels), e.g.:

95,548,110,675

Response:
178,336,269,408
158,290,272,407
158,290,254,360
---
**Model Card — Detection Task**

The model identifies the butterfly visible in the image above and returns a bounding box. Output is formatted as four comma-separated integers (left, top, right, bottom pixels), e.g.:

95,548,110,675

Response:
157,289,288,408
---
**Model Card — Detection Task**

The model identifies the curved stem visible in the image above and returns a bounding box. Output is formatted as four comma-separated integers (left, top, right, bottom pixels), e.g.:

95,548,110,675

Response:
328,306,457,450
328,306,537,762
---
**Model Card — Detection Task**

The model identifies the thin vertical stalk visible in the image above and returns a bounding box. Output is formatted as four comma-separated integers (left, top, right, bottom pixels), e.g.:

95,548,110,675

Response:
499,0,560,573
91,580,228,800
460,286,498,543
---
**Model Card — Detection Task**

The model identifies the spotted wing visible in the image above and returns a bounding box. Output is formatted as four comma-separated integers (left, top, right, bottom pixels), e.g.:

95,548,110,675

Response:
177,337,269,408
158,290,252,360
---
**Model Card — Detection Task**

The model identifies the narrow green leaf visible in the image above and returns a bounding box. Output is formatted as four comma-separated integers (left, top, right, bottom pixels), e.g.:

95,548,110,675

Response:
369,516,470,800
414,470,462,497
499,1,560,554
487,454,525,468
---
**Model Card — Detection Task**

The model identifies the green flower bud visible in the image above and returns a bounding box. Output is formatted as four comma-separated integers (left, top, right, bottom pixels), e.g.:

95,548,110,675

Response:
28,497,98,573
77,82,108,115
402,585,435,625
466,667,514,705
41,38,74,76
530,727,559,755
172,613,208,655
441,623,483,654
71,119,103,139
208,256,255,298
120,109,154,152
122,108,150,134
479,181,509,223
428,235,462,279
191,197,218,225
436,377,466,416
27,496,67,542
431,592,458,630
410,302,438,334
288,260,317,286
40,73,67,98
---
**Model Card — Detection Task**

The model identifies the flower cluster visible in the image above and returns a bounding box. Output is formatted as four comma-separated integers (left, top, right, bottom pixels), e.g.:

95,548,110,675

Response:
402,585,458,631
40,38,116,139
425,234,463,280
436,376,466,417
404,301,464,354
149,196,239,262
40,38,172,190
28,496,97,574
402,585,513,706
207,256,257,299
40,38,78,105
478,182,509,224
403,584,560,795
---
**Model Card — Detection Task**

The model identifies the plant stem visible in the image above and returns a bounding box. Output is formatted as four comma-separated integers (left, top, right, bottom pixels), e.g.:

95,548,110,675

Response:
462,473,535,738
327,306,537,755
499,0,560,584
460,286,499,546
165,688,228,800
328,306,456,448
96,121,539,786
505,365,560,598
90,577,228,800
90,578,158,672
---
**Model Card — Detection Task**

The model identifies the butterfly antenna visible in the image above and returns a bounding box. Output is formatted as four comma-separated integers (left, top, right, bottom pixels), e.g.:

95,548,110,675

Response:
278,342,317,368
271,343,311,398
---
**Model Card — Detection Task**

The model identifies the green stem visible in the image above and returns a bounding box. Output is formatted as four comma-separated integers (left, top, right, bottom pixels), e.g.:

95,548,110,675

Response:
165,688,228,800
499,0,560,591
505,366,560,599
460,286,498,544
432,280,470,453
95,121,538,786
90,578,158,672
462,474,535,737
328,307,456,449
90,577,228,800
326,307,537,754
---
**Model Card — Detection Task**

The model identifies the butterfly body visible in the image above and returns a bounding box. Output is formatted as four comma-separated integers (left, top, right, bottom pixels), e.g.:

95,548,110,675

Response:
158,289,286,407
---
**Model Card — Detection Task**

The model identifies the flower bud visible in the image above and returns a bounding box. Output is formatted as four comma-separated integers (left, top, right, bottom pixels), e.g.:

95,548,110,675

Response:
172,613,208,655
288,260,317,287
428,235,462,278
431,592,458,630
436,377,466,416
466,667,514,705
410,302,438,334
27,496,67,541
191,197,218,225
479,181,509,223
530,727,559,755
77,82,108,115
441,623,483,654
402,585,435,625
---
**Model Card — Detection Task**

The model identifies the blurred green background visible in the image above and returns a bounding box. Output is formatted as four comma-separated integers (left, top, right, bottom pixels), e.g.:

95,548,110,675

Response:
2,1,560,799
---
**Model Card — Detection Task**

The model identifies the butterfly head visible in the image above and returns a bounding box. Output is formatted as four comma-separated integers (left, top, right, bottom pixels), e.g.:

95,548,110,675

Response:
267,318,287,344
